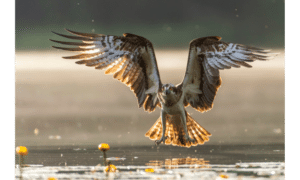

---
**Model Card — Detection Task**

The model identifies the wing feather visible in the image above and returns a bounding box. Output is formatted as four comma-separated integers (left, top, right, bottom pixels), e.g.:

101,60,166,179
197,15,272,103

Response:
179,36,277,112
49,39,92,46
62,52,103,59
51,31,94,41
51,29,162,112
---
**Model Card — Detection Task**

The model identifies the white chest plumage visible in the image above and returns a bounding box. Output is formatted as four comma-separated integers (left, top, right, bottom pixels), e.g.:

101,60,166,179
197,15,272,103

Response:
159,91,185,115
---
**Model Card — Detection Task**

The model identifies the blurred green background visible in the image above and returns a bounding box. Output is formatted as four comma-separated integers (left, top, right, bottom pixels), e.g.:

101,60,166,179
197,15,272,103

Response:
16,0,284,50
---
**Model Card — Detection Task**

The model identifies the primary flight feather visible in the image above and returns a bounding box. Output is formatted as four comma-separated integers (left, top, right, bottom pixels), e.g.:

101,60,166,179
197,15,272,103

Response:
51,29,276,147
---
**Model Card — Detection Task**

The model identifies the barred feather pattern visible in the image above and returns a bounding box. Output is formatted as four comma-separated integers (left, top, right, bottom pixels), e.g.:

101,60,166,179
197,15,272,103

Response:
181,36,278,113
50,29,162,112
145,112,211,147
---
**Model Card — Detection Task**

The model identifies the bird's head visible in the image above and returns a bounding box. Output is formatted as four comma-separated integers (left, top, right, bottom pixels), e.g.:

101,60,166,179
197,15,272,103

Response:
161,83,176,96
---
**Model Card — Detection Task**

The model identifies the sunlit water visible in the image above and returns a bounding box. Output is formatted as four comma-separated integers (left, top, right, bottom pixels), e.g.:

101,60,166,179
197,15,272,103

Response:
15,144,284,179
15,162,284,180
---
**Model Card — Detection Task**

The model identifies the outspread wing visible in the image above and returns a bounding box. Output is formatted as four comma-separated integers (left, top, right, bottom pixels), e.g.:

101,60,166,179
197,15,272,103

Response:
50,29,162,112
178,36,277,112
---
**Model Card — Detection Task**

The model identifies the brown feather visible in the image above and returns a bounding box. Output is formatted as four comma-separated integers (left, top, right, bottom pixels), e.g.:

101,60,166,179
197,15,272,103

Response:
51,31,94,41
113,64,127,80
52,46,97,52
145,112,211,147
105,58,126,75
62,52,102,59
49,39,92,46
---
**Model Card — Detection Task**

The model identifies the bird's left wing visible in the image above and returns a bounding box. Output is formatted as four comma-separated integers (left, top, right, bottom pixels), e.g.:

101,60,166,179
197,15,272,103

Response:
178,36,277,112
50,29,162,112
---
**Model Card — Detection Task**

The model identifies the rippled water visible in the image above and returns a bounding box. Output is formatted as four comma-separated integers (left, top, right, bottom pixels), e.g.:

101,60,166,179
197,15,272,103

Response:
15,144,284,179
16,162,285,180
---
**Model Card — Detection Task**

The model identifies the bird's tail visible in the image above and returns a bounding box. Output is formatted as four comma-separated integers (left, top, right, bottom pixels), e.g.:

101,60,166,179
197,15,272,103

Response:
145,112,211,147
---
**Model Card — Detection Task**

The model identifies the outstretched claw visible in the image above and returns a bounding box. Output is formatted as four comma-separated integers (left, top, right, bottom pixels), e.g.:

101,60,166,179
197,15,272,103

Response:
185,135,196,143
155,136,167,146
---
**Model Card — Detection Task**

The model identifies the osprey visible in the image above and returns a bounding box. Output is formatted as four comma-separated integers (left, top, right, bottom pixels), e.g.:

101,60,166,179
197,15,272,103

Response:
51,29,276,147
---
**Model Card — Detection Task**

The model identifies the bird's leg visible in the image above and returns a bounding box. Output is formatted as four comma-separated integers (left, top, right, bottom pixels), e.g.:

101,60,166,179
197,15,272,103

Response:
155,110,167,146
180,111,196,143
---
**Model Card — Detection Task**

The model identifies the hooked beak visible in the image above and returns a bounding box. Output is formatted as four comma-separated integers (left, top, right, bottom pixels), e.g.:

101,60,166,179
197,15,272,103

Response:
165,89,170,95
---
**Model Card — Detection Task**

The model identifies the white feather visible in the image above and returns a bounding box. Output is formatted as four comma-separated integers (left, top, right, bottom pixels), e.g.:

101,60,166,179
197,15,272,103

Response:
184,84,202,94
145,85,159,94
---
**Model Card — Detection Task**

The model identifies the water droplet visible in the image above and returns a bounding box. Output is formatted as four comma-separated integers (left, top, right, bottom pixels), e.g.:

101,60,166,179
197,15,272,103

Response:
34,128,39,135
273,128,282,134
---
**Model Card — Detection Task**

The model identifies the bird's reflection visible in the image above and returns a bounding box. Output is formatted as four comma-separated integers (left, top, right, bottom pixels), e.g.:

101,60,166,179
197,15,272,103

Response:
146,157,210,169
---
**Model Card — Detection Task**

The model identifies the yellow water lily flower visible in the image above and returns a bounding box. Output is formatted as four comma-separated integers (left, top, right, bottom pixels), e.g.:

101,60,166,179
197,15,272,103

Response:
219,174,229,178
98,143,110,152
105,164,117,172
16,146,28,156
145,168,154,173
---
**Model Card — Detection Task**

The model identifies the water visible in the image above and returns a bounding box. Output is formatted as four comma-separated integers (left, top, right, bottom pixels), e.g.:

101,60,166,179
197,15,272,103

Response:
15,144,284,179
17,144,284,166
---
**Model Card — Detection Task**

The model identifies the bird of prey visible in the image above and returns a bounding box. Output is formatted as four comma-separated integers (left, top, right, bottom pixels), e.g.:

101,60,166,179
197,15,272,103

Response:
51,29,276,148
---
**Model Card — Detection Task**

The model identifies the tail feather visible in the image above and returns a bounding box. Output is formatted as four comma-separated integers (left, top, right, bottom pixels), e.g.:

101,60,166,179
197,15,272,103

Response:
145,117,162,140
145,112,211,147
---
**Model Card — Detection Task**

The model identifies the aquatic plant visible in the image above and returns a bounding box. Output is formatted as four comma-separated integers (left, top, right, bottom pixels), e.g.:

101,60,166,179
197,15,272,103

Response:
16,146,28,156
105,162,117,173
98,143,110,166
16,146,28,180
145,168,155,173
47,177,58,180
219,174,229,178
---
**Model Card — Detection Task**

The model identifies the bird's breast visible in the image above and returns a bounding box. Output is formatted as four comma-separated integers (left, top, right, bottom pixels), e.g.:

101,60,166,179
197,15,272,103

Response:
160,95,185,115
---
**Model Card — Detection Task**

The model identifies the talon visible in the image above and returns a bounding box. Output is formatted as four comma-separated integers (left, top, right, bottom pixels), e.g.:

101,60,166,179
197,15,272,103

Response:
155,136,166,146
185,135,196,143
155,140,161,146
189,138,196,143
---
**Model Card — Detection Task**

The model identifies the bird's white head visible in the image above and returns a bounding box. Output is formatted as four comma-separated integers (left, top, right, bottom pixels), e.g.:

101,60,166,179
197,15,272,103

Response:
161,83,176,96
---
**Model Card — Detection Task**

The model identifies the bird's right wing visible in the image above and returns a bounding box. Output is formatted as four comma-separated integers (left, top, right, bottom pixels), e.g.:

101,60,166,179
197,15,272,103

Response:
50,29,162,112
